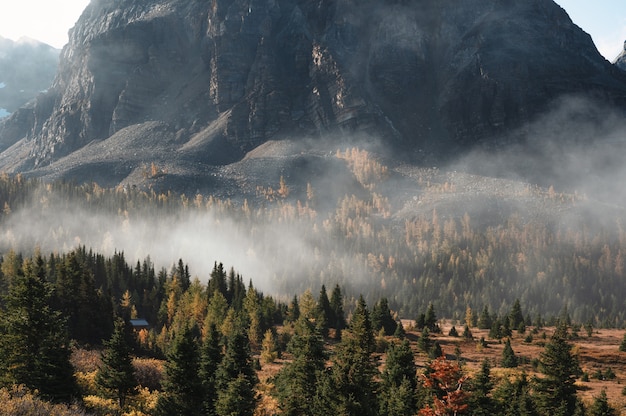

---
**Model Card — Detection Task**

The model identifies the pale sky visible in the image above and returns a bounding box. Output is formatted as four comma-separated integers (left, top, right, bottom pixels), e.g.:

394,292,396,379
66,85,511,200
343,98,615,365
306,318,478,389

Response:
0,0,624,60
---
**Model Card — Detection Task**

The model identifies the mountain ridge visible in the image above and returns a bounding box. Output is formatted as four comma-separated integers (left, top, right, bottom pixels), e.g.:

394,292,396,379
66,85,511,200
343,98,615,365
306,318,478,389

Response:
1,0,626,192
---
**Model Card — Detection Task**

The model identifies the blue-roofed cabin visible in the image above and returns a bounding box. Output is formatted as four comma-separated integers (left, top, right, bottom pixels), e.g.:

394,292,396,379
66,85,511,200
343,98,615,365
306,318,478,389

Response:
129,319,150,330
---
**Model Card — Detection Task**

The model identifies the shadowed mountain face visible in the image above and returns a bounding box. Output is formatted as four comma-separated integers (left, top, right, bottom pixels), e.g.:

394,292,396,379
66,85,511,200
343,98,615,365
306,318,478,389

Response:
1,0,626,188
0,37,59,116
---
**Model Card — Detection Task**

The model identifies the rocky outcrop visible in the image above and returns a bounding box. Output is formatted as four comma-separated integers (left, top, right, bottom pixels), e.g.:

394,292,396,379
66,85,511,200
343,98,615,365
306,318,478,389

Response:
1,0,626,179
0,37,59,116
615,41,626,72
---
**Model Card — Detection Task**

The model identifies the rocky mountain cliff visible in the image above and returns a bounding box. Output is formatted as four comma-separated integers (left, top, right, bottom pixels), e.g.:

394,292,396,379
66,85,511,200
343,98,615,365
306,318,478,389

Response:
0,37,59,117
1,0,626,189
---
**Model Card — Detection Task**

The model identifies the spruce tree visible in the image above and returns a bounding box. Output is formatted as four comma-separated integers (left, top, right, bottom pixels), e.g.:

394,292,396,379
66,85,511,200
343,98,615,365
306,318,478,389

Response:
535,322,582,416
329,284,346,333
156,324,203,415
501,338,519,368
317,284,332,337
509,299,524,330
215,328,258,416
274,316,326,415
0,258,77,402
379,340,417,415
96,318,137,409
371,297,397,336
588,389,617,416
478,305,492,329
328,295,378,416
467,359,495,416
199,323,222,416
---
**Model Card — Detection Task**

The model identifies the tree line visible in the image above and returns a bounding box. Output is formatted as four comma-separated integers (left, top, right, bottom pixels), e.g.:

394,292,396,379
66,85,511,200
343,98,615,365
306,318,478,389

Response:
0,247,621,415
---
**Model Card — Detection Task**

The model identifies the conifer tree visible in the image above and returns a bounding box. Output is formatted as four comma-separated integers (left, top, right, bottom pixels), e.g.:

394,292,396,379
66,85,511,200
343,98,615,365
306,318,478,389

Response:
371,297,398,336
156,324,203,415
478,305,492,329
588,389,617,416
509,299,524,330
274,316,326,415
326,295,378,415
467,359,494,416
317,284,332,337
199,323,222,416
329,284,346,333
0,257,77,402
535,322,582,416
379,340,417,415
96,318,137,409
215,328,258,416
502,338,519,368
493,373,539,416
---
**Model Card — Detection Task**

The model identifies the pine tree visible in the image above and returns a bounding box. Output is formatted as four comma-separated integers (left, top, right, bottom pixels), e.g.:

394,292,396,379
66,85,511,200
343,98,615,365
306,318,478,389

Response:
371,297,397,336
156,324,203,415
274,316,326,415
0,258,77,402
467,359,494,416
317,284,332,338
215,328,258,416
96,318,137,409
478,305,492,330
199,323,222,416
328,295,379,415
379,340,417,415
329,284,346,333
501,338,518,368
425,303,439,332
535,322,582,416
509,299,524,330
493,373,539,416
588,389,617,416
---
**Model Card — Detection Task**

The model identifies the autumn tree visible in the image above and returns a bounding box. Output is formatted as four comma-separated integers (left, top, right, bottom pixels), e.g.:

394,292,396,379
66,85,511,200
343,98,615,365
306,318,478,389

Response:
418,356,468,416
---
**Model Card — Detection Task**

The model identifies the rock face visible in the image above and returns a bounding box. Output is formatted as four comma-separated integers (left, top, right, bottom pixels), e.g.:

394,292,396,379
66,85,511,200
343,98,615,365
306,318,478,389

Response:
1,0,626,180
615,41,626,72
0,37,59,116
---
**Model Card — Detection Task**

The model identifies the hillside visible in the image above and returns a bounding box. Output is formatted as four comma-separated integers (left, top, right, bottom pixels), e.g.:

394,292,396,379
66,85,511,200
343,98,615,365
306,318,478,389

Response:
0,0,625,191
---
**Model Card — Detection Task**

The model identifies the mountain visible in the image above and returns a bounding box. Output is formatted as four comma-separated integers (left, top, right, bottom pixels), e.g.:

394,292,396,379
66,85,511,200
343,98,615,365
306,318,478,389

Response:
615,41,626,71
1,0,626,192
0,36,59,117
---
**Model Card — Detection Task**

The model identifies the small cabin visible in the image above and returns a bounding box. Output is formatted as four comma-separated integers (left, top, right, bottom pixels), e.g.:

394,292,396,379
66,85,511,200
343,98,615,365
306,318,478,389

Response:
129,318,150,331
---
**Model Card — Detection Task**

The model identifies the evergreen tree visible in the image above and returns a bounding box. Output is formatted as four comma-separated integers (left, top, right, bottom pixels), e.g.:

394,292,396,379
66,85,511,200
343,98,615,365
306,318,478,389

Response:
327,295,378,415
96,318,137,409
274,316,326,415
418,327,432,353
199,323,222,416
535,322,582,416
156,324,203,415
467,359,495,416
588,390,617,416
317,284,332,338
509,299,524,330
478,305,492,330
501,338,519,368
329,284,346,332
0,258,77,402
379,340,417,415
619,332,626,352
425,303,439,332
371,297,397,336
215,329,258,415
493,373,539,416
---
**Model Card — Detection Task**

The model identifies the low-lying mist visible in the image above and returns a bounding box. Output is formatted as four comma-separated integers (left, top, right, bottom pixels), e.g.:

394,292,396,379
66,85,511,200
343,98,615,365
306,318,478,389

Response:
3,97,626,322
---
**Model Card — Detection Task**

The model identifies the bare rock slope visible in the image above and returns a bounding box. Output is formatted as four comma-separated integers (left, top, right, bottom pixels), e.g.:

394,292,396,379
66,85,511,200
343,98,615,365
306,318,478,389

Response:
1,0,626,191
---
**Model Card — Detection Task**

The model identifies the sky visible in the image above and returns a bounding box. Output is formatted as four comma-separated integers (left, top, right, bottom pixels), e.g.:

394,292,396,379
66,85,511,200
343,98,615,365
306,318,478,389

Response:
0,1,624,59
